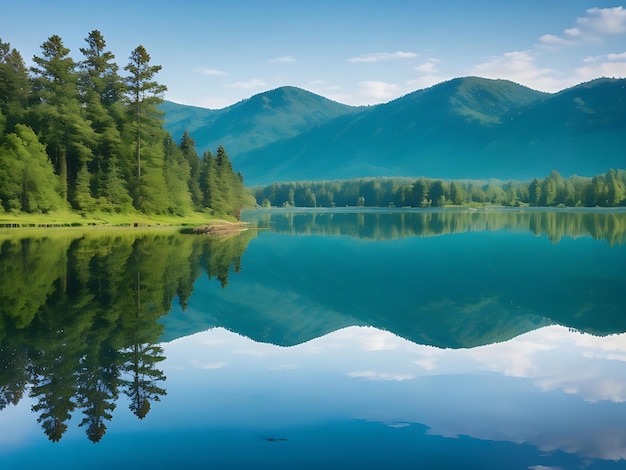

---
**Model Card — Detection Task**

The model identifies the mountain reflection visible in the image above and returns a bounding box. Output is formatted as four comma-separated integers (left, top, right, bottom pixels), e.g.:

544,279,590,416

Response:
246,207,626,245
2,209,626,446
0,228,256,442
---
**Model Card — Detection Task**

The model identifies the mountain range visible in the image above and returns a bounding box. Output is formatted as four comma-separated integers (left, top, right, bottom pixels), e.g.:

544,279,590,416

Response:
161,77,626,186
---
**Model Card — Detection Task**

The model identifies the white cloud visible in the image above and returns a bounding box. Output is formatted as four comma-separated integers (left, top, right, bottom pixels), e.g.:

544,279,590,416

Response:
575,48,626,82
415,62,438,73
269,56,296,63
578,6,626,35
575,61,626,82
468,340,552,378
356,80,402,102
225,78,268,89
196,67,228,76
608,51,626,60
407,75,448,91
347,370,415,381
360,331,400,351
583,55,602,63
196,96,232,109
536,7,626,49
470,50,564,92
198,361,228,369
564,27,583,37
582,51,626,64
413,357,438,370
537,34,574,47
347,51,417,63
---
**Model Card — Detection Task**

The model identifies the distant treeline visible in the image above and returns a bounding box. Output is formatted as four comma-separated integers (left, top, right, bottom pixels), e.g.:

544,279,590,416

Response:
253,169,626,208
0,32,247,218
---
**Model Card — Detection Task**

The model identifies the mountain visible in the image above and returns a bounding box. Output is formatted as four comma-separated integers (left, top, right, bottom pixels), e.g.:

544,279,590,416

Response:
160,86,360,156
162,77,626,185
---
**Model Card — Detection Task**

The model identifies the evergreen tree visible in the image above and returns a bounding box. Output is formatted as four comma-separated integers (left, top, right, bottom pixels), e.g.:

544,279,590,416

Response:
124,45,166,183
99,160,132,212
0,125,64,212
0,38,30,131
606,169,626,206
29,35,95,206
412,178,430,207
74,164,96,211
180,131,203,209
163,134,193,215
200,149,216,209
449,181,466,205
123,46,169,211
79,30,123,107
528,178,542,206
79,30,126,204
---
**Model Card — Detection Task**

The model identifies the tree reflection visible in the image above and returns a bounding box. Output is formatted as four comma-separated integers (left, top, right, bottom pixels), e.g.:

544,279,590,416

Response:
251,208,626,245
0,228,256,442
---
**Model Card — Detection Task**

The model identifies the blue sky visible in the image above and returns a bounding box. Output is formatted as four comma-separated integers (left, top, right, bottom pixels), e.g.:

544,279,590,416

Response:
2,1,626,108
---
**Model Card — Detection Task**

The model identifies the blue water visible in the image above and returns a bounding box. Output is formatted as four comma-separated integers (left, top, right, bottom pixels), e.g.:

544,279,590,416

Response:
1,209,626,469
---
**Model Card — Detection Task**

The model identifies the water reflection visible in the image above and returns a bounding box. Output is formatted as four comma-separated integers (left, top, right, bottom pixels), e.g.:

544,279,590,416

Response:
161,325,626,464
246,207,626,245
0,209,625,469
0,228,255,442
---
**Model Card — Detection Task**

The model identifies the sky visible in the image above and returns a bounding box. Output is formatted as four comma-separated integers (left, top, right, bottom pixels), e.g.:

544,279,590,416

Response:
2,0,626,108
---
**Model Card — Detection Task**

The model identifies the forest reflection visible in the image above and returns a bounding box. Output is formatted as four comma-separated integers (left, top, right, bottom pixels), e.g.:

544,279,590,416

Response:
248,208,626,245
3,209,625,444
0,228,256,443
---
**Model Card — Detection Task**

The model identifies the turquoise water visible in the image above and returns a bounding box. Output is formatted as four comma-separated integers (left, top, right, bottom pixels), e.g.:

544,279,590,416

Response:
1,209,626,469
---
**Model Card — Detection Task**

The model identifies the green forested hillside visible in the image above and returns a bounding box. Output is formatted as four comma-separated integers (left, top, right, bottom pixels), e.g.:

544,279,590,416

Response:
0,32,247,219
161,86,361,156
162,77,626,186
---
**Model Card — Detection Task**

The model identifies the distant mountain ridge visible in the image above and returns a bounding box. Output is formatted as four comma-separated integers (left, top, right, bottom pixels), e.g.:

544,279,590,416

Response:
161,77,626,185
160,86,359,157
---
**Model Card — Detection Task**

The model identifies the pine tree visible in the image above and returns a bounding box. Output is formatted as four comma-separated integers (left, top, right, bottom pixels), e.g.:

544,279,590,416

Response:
163,134,192,215
124,45,167,182
29,35,95,206
0,125,64,212
73,165,95,211
200,150,216,210
102,160,133,211
529,178,542,206
79,30,126,204
0,38,30,131
180,131,203,209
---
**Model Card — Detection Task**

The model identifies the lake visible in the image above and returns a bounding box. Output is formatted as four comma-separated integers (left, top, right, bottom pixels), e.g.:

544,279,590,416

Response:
1,208,626,469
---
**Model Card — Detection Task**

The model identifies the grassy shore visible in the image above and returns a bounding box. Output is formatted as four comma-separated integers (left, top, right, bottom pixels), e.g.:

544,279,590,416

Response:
0,209,232,228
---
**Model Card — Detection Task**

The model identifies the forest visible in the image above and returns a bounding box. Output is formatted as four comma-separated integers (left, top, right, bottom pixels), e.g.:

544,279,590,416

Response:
254,169,626,209
0,31,247,219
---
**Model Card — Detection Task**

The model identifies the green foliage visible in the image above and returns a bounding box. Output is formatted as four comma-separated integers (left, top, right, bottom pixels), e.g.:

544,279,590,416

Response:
0,39,29,131
0,32,248,219
180,131,203,209
0,125,65,212
253,169,626,209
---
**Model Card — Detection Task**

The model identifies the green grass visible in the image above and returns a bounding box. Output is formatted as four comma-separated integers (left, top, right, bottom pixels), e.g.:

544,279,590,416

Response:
0,209,232,228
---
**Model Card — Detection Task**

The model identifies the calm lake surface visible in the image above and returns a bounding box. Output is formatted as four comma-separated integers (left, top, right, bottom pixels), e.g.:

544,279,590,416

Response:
1,208,626,469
